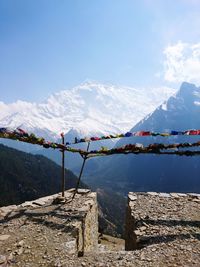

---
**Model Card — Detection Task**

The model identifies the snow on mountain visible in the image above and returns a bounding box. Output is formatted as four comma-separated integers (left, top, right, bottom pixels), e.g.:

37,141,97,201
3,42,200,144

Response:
0,101,34,120
0,81,176,141
130,82,200,133
113,81,200,149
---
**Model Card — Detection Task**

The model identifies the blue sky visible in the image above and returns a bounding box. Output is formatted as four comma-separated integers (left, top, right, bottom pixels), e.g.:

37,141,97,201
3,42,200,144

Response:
0,0,200,103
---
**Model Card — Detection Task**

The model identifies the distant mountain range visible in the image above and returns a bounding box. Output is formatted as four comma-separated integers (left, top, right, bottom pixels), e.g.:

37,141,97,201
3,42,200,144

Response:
0,80,176,171
84,82,200,194
0,81,175,143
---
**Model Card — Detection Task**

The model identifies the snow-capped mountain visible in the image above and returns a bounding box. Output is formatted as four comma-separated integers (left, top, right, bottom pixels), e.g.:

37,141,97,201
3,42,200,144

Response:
111,81,200,149
130,81,200,133
0,81,176,141
84,82,200,194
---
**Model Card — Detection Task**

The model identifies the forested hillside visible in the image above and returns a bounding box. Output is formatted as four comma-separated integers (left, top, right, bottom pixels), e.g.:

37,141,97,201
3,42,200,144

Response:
0,144,84,206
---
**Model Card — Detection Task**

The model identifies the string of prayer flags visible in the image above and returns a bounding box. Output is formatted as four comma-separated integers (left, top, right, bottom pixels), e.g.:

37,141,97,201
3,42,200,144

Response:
2,127,200,159
0,127,60,149
85,149,200,158
71,140,200,158
71,129,200,145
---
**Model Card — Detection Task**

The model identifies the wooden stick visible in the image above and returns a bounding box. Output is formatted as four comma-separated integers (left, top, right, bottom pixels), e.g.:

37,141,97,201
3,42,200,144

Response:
72,142,90,199
61,133,65,197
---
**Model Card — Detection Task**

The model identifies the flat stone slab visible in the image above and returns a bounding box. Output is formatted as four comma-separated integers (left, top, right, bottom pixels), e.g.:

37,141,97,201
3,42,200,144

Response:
128,194,137,201
0,235,10,241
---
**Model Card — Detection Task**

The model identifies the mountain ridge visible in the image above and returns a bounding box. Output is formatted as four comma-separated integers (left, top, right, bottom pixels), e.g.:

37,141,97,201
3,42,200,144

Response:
0,144,83,206
129,81,200,133
0,81,176,141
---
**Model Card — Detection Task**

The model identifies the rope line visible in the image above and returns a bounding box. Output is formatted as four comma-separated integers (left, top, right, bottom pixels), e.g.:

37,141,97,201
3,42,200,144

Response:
85,149,200,158
68,129,200,145
1,127,200,157
67,141,200,157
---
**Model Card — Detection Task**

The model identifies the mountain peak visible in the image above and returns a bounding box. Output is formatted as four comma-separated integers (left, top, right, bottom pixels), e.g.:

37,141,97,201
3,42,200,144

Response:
179,82,199,97
175,81,200,108
130,81,200,132
0,81,176,140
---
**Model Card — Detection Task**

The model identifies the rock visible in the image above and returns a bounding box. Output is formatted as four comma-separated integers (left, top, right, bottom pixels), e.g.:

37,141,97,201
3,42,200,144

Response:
140,252,146,260
88,192,96,198
54,261,62,267
17,240,25,247
177,193,187,197
147,192,158,196
128,194,137,201
193,198,200,203
187,193,200,197
0,235,10,241
159,193,171,198
170,193,180,198
0,255,6,264
134,230,142,235
0,213,6,219
140,226,147,231
65,240,76,254
21,201,33,207
15,247,24,255
24,249,31,254
18,247,24,255
78,206,89,212
53,196,66,204
77,189,91,194
33,200,46,206
83,199,94,206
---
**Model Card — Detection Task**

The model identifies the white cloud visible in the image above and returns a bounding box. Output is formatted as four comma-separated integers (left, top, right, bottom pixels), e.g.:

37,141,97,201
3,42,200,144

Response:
0,100,34,120
163,41,200,84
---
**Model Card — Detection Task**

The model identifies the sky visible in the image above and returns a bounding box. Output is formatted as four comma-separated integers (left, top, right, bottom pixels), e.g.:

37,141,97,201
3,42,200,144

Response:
0,0,200,103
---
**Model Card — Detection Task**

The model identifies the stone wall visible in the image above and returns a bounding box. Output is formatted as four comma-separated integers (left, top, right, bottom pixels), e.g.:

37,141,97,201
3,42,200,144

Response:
125,192,200,251
1,190,200,266
0,189,98,266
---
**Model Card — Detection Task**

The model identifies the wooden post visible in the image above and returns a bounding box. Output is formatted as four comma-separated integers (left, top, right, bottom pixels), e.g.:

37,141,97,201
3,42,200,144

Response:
61,133,65,197
72,141,90,199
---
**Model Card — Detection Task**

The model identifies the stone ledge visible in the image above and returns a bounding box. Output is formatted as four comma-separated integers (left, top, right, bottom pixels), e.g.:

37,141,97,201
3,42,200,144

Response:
125,191,200,251
0,189,98,266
